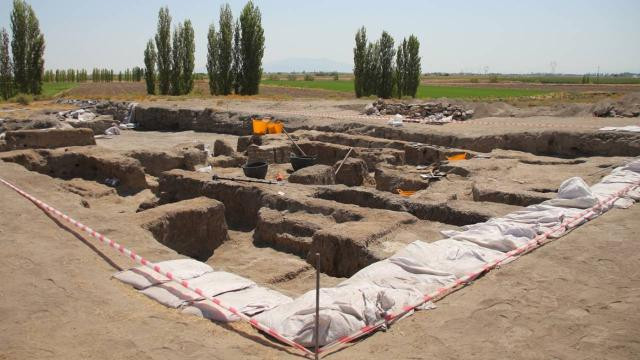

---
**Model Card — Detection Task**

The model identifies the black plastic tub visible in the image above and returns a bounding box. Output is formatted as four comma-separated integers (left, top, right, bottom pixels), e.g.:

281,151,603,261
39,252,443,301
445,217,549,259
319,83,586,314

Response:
242,161,268,179
290,154,316,171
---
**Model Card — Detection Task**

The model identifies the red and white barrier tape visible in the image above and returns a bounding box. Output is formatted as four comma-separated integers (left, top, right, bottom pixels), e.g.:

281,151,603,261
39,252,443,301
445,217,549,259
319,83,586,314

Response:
0,177,313,356
317,180,639,354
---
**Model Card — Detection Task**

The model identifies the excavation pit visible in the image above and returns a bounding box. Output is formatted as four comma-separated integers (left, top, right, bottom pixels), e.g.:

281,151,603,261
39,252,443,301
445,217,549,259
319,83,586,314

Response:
2,101,639,309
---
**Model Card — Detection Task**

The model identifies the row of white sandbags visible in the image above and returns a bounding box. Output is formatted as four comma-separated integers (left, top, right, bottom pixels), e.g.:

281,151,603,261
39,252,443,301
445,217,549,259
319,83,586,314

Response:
114,259,292,322
254,159,640,347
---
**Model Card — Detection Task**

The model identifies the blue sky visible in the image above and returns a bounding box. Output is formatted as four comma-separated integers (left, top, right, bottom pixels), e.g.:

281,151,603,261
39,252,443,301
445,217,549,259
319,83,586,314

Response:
0,0,638,74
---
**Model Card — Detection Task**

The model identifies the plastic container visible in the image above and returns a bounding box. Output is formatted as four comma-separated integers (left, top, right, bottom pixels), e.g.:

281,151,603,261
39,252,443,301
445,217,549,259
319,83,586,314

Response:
242,161,269,179
290,154,316,171
252,119,268,135
267,121,283,134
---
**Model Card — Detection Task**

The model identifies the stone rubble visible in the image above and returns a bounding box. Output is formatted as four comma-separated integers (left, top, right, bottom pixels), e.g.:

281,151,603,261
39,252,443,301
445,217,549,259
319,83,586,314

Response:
364,99,474,121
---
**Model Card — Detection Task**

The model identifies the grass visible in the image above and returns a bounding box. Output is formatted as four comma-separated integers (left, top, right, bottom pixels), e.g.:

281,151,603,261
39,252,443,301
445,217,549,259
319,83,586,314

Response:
41,82,78,97
261,79,550,99
1,82,78,104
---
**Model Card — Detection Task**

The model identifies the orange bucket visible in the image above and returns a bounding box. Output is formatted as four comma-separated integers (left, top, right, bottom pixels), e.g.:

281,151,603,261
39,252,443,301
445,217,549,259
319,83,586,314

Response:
267,121,283,134
252,119,268,135
447,153,467,161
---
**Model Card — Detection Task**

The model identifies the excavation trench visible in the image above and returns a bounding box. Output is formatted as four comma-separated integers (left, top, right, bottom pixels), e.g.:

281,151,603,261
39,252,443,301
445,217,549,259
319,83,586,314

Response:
5,104,638,284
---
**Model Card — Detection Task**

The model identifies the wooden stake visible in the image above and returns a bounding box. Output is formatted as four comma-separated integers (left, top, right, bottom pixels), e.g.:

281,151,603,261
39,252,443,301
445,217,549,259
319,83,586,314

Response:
334,147,354,175
282,127,307,156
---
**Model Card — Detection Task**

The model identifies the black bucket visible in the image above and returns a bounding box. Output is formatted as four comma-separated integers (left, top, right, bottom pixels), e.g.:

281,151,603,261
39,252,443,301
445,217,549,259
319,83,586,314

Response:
290,154,316,171
242,161,268,179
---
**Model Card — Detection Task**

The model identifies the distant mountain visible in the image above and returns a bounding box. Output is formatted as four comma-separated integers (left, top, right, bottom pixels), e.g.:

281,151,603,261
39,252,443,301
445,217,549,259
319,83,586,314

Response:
264,57,352,73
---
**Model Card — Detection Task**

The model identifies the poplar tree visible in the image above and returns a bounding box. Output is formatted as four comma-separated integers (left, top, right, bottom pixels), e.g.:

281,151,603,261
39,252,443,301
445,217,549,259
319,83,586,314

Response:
216,4,234,95
155,7,171,95
181,20,195,94
206,23,219,95
395,39,407,98
377,31,395,99
363,41,379,96
353,26,367,98
170,22,183,95
238,1,264,95
144,39,156,94
0,28,13,100
10,0,28,93
24,2,44,94
405,35,421,97
231,20,242,94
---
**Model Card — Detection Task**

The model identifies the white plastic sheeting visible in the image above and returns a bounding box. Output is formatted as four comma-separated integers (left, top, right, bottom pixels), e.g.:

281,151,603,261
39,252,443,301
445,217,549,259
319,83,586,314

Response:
115,259,292,322
254,158,640,347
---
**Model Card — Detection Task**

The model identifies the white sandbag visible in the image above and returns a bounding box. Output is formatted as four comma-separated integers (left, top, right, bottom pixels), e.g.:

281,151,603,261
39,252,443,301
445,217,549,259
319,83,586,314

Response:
545,177,597,209
388,240,503,278
138,270,256,309
623,159,640,173
441,220,536,252
344,259,456,295
254,284,424,347
256,240,502,347
113,259,213,289
105,126,121,135
188,271,255,298
140,281,200,308
182,286,293,322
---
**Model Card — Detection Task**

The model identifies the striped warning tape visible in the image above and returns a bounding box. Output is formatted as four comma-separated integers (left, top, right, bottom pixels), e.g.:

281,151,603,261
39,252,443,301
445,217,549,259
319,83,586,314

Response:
0,177,313,356
317,179,639,355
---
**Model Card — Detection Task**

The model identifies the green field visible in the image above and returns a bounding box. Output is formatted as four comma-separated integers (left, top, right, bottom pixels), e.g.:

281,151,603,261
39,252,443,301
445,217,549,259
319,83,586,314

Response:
261,79,549,99
41,82,78,97
490,75,640,84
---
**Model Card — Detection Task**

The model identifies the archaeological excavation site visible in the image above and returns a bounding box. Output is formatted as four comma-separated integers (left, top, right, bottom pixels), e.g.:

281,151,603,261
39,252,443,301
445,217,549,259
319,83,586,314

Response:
1,94,639,359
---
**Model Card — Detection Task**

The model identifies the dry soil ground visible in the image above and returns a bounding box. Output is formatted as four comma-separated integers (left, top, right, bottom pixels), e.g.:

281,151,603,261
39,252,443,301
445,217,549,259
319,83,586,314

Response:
1,96,639,359
1,159,638,359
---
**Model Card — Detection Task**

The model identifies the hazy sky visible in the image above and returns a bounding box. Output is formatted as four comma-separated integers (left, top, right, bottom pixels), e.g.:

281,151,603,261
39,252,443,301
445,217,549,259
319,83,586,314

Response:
0,0,638,74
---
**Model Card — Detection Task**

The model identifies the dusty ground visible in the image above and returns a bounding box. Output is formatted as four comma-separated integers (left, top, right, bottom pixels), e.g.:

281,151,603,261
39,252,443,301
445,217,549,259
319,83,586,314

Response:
1,159,638,359
1,96,639,359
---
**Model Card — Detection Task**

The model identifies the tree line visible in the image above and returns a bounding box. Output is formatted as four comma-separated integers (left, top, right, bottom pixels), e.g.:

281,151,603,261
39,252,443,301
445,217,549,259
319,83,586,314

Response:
353,27,421,99
143,7,195,96
143,1,264,96
0,0,45,100
43,69,89,82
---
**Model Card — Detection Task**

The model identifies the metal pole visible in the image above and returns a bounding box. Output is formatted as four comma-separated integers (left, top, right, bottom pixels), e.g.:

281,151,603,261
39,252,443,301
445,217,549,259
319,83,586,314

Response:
314,252,320,360
282,127,308,157
334,147,354,176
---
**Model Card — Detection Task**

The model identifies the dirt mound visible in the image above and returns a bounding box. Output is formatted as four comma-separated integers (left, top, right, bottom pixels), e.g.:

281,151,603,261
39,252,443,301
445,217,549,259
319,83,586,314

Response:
334,157,368,186
288,164,335,185
137,197,229,261
591,92,640,117
3,128,95,150
0,147,148,191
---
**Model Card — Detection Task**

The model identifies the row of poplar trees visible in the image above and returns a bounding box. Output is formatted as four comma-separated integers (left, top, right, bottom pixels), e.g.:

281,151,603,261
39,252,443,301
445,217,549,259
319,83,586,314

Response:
0,0,45,100
143,7,195,96
207,2,264,95
142,1,264,97
353,27,421,99
43,68,144,83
